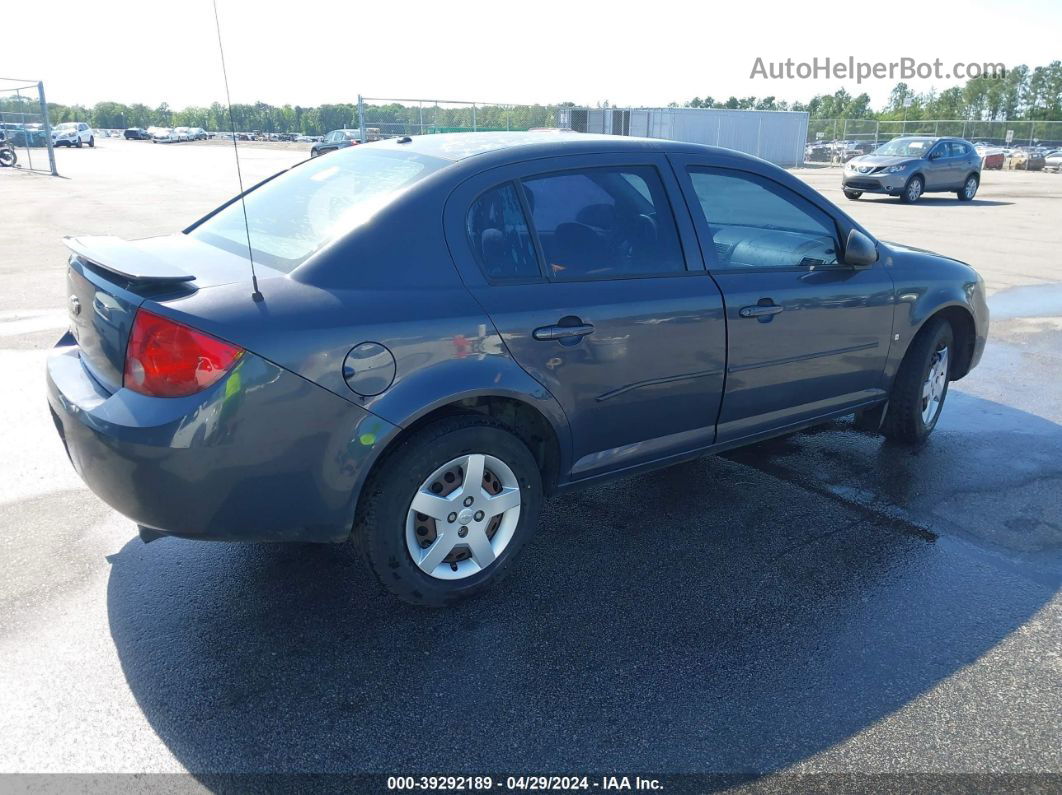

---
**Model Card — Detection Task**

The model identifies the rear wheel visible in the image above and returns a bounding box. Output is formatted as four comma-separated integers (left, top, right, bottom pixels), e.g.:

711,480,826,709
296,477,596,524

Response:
356,416,542,606
900,175,923,203
843,189,862,200
0,147,16,167
882,317,954,443
958,174,978,201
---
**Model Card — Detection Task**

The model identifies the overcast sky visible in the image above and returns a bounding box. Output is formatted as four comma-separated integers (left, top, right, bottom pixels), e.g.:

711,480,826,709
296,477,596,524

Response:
6,0,1060,110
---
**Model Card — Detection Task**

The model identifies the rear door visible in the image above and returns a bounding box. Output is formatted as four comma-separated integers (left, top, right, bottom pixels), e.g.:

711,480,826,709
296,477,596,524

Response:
671,157,895,442
445,153,727,480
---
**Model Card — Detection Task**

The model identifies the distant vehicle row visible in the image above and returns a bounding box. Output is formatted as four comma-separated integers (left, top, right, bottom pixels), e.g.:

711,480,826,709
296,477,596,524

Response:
808,136,1060,172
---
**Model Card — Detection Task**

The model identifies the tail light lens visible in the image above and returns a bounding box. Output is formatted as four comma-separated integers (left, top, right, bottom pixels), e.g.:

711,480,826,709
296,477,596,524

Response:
124,309,243,398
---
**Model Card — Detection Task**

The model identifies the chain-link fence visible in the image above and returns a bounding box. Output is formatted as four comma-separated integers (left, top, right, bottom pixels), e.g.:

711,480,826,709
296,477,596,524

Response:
0,78,57,175
354,98,808,167
805,118,1062,167
355,97,559,140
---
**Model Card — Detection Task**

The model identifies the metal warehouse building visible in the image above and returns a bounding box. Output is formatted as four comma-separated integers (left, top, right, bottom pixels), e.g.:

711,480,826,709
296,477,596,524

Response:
558,106,809,168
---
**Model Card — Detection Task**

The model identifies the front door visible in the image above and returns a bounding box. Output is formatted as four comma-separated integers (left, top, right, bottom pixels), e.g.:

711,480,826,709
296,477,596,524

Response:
445,154,727,479
672,160,896,442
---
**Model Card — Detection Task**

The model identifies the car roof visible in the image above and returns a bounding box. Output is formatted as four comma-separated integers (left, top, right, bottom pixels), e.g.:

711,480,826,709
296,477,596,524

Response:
359,130,768,167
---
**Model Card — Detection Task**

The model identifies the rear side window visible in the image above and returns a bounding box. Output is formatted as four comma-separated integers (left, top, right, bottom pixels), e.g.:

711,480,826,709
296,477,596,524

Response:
466,183,541,282
521,166,686,281
189,148,448,272
688,168,839,270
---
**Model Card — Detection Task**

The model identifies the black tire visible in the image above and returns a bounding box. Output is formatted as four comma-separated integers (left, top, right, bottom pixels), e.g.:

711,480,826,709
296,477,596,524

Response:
0,147,15,167
843,189,862,200
900,175,923,203
882,317,954,444
957,173,978,201
355,416,543,606
88,136,95,148
75,137,83,149
309,148,318,157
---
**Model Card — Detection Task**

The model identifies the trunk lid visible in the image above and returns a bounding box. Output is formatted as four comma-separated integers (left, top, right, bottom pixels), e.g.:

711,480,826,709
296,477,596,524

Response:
63,234,259,392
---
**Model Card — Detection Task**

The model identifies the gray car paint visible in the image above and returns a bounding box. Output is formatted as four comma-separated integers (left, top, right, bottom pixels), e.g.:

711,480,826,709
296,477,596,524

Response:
46,133,989,542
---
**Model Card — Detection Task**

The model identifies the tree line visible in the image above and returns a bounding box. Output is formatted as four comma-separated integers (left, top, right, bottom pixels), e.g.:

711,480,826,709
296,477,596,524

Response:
678,61,1062,122
0,62,1058,133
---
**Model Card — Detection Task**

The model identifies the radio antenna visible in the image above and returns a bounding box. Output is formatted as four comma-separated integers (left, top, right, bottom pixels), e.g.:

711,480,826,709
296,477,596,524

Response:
212,0,263,302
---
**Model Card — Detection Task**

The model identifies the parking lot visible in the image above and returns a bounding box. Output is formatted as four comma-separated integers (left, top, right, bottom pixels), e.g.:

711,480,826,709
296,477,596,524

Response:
1,138,1060,779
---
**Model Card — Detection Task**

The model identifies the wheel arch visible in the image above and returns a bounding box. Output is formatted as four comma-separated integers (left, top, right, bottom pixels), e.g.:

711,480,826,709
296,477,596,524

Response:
904,303,978,381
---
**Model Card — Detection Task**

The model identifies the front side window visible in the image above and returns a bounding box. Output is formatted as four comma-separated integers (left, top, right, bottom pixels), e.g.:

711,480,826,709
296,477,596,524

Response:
190,148,448,272
466,183,540,282
688,168,839,270
520,166,686,281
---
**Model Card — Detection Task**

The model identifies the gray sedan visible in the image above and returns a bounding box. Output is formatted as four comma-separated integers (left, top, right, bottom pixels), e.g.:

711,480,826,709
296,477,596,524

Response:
47,133,988,606
843,137,982,203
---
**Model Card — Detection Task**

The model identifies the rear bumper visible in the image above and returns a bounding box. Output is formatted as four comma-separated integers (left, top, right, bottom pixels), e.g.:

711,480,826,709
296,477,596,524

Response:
47,334,397,542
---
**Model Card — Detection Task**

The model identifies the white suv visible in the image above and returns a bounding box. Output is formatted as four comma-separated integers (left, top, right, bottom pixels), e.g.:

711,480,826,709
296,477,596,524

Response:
52,122,94,148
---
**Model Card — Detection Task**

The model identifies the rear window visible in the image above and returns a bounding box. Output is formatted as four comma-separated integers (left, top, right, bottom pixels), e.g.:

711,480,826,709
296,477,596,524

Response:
189,148,448,272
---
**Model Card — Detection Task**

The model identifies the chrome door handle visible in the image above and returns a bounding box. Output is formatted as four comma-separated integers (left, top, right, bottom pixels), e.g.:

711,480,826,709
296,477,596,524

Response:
739,304,784,318
532,323,595,341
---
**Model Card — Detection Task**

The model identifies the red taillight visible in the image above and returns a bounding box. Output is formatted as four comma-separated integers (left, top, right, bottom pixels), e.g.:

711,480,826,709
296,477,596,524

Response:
124,309,243,398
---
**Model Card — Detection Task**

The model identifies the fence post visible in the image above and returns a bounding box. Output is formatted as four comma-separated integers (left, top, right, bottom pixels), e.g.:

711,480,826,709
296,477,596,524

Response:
472,104,477,132
37,81,57,177
357,94,366,143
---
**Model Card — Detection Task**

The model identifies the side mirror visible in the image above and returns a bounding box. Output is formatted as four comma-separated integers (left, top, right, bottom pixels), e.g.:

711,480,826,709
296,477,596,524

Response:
844,229,878,268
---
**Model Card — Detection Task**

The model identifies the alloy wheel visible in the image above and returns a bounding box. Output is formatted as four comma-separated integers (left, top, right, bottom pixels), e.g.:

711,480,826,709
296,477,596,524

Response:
405,453,522,580
921,344,949,426
964,176,978,200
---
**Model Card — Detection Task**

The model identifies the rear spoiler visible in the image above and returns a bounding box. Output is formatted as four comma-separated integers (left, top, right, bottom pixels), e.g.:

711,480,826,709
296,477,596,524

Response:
63,235,196,283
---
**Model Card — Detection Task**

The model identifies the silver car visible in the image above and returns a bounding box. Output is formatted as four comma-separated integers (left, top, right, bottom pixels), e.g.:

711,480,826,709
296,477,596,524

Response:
842,137,981,203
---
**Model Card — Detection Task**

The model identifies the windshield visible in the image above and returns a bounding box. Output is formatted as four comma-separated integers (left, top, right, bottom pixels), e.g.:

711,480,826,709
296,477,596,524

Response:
873,138,934,157
189,147,448,273
55,123,76,130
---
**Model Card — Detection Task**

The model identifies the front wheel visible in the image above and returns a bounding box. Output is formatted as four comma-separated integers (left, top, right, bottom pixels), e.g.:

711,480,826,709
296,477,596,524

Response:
843,189,862,200
75,137,83,149
356,416,543,606
900,175,923,204
88,136,95,148
882,317,954,443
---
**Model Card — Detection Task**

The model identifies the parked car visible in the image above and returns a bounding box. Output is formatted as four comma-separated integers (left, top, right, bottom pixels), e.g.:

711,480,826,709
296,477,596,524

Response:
51,121,94,148
187,127,207,141
975,143,1004,170
0,122,48,148
46,133,988,606
1043,150,1062,173
1016,147,1047,171
843,136,982,203
151,128,179,143
310,129,360,156
124,127,151,140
